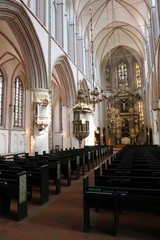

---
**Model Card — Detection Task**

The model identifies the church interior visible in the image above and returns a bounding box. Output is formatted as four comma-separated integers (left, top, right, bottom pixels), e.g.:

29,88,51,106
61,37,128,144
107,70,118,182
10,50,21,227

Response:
0,0,160,239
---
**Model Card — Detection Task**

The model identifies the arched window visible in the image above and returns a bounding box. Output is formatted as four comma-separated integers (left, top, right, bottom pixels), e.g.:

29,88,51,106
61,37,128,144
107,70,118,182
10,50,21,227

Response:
118,63,128,87
107,99,111,111
0,70,4,125
105,64,111,90
138,99,144,121
13,77,23,127
136,63,141,88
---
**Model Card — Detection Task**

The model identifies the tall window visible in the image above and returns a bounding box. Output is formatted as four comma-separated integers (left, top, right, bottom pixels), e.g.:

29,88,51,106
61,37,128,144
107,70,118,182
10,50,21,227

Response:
138,99,144,121
13,77,23,127
0,70,4,125
118,63,128,87
105,64,111,90
136,62,141,88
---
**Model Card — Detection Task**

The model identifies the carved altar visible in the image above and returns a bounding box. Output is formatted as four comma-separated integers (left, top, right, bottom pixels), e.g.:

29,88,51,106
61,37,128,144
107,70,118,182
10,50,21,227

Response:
108,85,141,144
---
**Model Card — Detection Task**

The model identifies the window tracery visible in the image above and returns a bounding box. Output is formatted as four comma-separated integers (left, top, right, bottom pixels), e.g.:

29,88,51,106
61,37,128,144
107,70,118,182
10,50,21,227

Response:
13,77,23,127
118,63,128,87
138,99,144,121
136,62,141,88
105,64,111,90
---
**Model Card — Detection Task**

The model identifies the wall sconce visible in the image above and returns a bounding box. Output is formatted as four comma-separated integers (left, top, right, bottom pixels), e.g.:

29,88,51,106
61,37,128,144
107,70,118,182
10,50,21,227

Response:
22,131,27,135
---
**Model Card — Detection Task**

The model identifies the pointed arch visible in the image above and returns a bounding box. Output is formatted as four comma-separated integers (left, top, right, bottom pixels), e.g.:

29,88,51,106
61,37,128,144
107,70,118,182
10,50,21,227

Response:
52,55,76,106
0,0,47,89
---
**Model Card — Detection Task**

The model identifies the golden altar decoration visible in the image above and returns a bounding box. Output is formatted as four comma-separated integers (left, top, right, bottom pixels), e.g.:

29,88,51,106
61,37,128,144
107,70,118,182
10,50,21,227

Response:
107,84,142,144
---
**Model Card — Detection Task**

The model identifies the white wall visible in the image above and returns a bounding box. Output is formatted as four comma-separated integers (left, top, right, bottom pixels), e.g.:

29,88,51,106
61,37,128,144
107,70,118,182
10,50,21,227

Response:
0,130,8,154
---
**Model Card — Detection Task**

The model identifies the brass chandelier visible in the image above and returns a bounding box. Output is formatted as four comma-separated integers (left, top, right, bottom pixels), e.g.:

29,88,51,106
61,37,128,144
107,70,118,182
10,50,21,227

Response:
88,4,107,111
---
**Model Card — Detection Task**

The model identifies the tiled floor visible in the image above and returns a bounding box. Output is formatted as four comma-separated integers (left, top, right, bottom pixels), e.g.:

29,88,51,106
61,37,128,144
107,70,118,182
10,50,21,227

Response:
0,163,160,240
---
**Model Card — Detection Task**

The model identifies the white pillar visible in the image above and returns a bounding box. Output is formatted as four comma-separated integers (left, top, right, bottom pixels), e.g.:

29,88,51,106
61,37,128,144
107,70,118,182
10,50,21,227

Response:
77,37,84,71
57,0,64,47
85,113,95,146
68,21,75,61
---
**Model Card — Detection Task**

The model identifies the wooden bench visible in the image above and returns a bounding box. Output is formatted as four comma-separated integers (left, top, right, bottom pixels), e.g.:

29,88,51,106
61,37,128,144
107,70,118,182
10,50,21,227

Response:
15,157,62,194
102,166,160,178
83,175,160,236
0,163,49,205
95,166,160,189
36,152,80,181
0,170,27,221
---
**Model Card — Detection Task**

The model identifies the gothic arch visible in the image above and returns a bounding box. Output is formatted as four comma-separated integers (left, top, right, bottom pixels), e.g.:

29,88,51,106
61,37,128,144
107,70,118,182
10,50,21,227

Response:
0,0,47,89
52,55,76,106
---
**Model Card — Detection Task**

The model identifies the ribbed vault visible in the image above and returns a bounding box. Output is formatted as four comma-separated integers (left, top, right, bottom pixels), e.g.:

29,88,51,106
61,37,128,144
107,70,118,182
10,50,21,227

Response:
75,0,150,70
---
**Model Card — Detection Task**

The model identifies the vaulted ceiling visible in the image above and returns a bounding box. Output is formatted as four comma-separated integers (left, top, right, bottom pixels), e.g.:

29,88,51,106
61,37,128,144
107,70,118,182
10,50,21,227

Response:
75,0,150,66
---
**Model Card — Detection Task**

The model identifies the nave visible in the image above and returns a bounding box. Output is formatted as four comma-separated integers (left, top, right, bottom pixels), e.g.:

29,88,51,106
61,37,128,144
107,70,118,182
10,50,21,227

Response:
0,149,160,240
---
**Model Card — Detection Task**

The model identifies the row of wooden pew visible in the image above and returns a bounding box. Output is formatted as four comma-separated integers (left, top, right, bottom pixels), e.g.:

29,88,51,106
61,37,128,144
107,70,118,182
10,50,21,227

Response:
83,145,160,236
0,145,112,221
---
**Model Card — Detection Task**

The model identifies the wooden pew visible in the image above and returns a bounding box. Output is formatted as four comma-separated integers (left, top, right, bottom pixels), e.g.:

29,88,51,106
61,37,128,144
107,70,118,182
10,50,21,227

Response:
83,175,160,236
102,161,160,176
0,163,49,205
0,170,27,221
95,166,160,189
36,152,80,181
16,157,62,193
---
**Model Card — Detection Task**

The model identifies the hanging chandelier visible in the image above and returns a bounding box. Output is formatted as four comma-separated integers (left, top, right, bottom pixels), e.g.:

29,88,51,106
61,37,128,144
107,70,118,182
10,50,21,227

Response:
88,4,107,111
73,84,92,114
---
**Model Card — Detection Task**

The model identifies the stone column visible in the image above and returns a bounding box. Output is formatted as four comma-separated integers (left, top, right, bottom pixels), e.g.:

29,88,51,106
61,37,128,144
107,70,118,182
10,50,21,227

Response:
68,21,75,61
77,37,84,71
57,0,64,47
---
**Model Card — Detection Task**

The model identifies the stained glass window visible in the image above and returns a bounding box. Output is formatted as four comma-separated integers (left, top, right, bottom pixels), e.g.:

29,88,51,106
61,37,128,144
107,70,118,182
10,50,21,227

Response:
0,70,4,125
105,64,111,90
118,63,128,87
107,99,111,111
13,77,23,127
138,100,144,121
136,63,141,88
